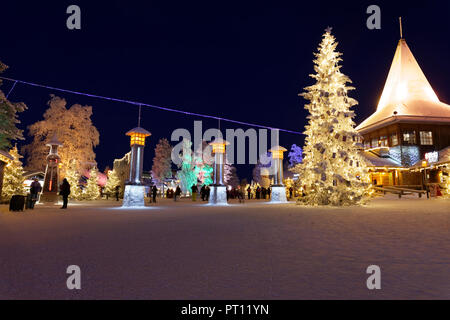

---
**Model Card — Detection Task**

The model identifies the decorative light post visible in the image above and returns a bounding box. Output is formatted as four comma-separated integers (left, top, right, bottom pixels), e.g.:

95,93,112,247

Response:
269,145,288,203
40,134,63,204
122,126,151,207
209,138,229,205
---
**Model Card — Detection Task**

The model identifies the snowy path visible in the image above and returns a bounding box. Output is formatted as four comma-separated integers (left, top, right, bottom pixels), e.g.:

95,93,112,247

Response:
0,195,449,299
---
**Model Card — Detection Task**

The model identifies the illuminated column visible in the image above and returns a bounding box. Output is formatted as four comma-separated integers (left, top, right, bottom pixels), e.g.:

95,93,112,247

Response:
40,134,63,204
122,127,151,207
269,145,288,203
209,138,229,205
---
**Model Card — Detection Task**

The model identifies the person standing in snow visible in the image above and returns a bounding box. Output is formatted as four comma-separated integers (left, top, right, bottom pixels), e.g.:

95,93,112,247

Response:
59,178,71,209
115,185,120,201
174,185,181,201
30,178,42,208
152,185,157,203
191,184,198,201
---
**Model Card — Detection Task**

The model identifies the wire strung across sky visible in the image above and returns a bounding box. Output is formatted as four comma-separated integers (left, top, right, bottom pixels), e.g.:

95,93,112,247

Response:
0,76,304,135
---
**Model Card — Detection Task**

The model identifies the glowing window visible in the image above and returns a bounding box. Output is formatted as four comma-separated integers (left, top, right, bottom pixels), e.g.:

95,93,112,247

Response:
379,136,388,147
403,131,416,145
371,138,378,148
130,133,146,146
419,131,433,145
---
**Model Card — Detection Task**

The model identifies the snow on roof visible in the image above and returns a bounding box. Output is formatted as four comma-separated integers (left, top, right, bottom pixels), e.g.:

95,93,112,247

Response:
362,151,402,168
357,39,450,133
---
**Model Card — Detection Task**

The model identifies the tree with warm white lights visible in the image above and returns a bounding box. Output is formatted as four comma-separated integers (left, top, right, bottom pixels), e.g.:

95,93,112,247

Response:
65,159,82,200
443,169,450,198
293,28,370,206
1,146,26,200
104,169,121,197
83,167,100,200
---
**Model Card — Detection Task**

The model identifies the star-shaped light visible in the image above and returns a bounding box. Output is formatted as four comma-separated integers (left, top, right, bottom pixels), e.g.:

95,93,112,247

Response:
325,26,333,33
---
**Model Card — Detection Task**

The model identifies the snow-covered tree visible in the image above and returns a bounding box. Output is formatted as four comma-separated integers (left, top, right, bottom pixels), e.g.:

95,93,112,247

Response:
104,169,121,197
113,152,130,197
151,138,173,184
83,167,100,200
176,139,197,193
224,163,239,188
252,152,273,184
292,28,369,206
0,61,27,150
23,95,100,175
288,144,303,168
65,159,82,200
443,169,450,198
194,141,213,186
1,146,26,200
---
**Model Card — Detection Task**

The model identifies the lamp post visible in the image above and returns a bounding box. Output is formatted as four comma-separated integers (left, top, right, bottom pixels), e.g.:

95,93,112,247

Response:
268,145,288,203
122,127,151,207
40,134,63,204
208,138,229,205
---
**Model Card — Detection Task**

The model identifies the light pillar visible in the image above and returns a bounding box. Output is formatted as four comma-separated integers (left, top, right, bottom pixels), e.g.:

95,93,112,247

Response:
40,134,63,204
208,138,229,205
269,145,288,203
122,127,151,207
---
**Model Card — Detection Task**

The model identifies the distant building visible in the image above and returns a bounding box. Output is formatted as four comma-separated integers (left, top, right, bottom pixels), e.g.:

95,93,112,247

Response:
357,37,450,186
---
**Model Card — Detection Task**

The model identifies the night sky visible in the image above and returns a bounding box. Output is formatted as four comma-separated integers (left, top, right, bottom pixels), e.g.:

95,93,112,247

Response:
1,1,449,180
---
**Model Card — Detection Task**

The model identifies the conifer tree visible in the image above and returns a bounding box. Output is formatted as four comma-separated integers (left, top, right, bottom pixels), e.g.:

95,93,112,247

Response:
176,139,197,194
83,167,100,200
1,146,26,199
65,159,82,200
293,28,370,206
104,169,121,197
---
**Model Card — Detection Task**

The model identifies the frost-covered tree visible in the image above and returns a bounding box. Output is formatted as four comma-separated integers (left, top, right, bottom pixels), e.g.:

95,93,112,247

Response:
151,138,173,184
252,152,273,184
0,61,27,150
23,95,100,175
83,167,100,200
292,28,369,206
113,152,130,197
65,159,82,200
176,139,197,193
224,163,239,188
1,146,26,200
443,170,450,198
288,144,303,168
104,169,121,197
194,141,213,186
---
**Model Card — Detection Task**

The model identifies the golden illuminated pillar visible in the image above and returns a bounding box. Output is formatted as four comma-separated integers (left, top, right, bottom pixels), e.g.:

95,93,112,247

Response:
208,138,229,205
123,127,151,208
268,145,288,203
126,127,151,185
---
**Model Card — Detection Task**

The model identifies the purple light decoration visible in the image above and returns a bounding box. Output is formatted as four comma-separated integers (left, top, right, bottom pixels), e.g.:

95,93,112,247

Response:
0,76,304,135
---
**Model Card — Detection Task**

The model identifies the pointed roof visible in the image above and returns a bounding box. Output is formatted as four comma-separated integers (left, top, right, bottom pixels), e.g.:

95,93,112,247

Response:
46,134,62,147
356,39,450,133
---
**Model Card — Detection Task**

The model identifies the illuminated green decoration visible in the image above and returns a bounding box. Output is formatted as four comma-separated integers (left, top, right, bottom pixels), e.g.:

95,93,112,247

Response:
176,139,197,193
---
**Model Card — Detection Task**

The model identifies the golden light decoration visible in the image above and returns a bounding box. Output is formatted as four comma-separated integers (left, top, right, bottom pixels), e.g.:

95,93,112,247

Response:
209,138,229,154
269,146,287,159
126,127,151,146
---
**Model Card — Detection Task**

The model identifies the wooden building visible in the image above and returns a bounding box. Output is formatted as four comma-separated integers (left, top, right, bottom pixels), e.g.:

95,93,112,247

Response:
356,37,450,186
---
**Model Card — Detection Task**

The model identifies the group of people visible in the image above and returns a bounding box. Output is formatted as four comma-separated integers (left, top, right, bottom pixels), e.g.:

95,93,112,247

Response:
245,185,272,200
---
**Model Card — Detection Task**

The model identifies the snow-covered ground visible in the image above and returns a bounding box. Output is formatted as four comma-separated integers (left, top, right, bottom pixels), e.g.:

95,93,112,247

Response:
0,194,449,300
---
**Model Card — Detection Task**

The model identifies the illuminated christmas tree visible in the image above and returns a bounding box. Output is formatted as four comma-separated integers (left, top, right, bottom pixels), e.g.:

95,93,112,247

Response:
176,139,197,194
293,28,370,206
194,141,213,186
65,159,82,200
443,169,450,198
104,169,120,197
83,167,100,200
1,146,26,200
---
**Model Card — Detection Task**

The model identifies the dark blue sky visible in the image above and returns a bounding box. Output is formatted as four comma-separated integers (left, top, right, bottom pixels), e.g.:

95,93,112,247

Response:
1,1,449,180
